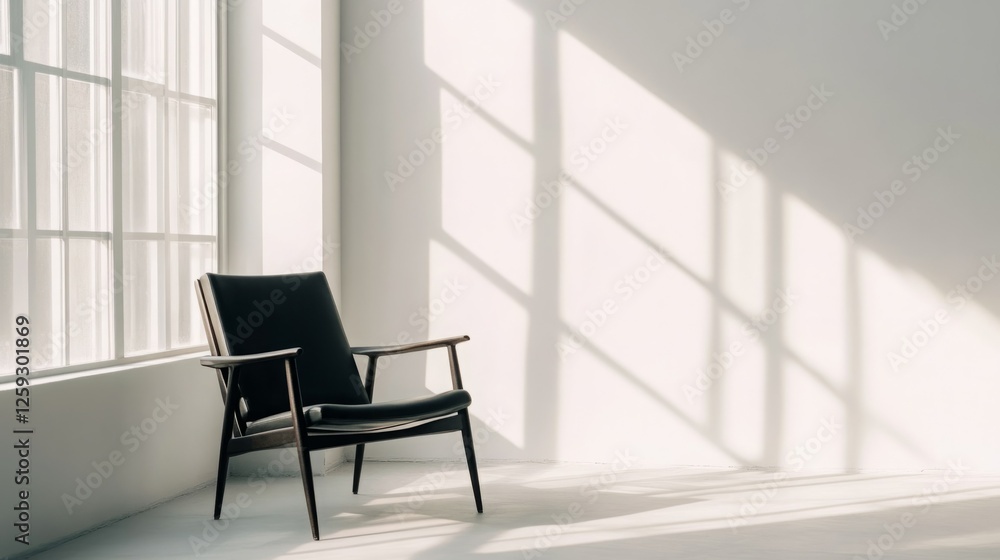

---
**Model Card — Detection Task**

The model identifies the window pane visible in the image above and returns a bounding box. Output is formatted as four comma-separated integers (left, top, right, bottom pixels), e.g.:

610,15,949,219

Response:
65,0,109,77
67,238,111,364
124,240,163,355
166,0,176,91
32,238,65,370
35,73,61,230
121,0,164,82
178,0,215,98
0,0,9,55
66,79,109,231
23,0,61,67
0,239,28,375
171,101,215,235
170,241,212,348
122,90,159,232
0,66,18,229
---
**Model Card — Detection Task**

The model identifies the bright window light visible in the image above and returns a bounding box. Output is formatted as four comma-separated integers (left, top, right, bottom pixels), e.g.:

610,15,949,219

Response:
0,0,219,375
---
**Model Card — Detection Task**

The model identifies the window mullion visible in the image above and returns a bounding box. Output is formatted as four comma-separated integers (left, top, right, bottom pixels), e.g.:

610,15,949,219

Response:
17,60,107,86
163,0,179,351
111,0,124,360
159,93,168,350
12,0,42,367
36,229,110,240
217,0,227,274
60,1,69,366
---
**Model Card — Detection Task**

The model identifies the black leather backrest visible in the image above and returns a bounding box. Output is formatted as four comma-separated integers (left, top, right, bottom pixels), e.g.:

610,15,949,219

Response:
200,272,368,421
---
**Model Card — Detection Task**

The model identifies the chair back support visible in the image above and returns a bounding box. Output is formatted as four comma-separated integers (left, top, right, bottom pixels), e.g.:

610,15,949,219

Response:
197,272,368,422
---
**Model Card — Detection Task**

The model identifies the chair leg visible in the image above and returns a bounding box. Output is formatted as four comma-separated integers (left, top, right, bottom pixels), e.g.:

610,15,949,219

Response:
294,446,320,540
213,414,234,520
458,409,484,513
213,452,230,520
352,444,365,494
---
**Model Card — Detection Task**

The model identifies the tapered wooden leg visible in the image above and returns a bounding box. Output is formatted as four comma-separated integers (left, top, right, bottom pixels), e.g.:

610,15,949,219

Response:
284,358,320,540
213,452,229,520
214,383,236,520
295,446,320,540
352,444,365,494
458,409,483,513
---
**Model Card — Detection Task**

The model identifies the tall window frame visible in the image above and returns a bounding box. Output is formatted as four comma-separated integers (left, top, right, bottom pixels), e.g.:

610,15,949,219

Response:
0,0,222,379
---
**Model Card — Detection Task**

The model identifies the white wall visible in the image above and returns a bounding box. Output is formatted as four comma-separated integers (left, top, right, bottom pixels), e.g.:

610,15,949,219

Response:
340,0,1000,471
0,357,220,558
226,0,343,473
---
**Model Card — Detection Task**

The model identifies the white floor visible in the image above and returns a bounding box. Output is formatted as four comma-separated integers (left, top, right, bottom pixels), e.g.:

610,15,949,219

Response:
26,461,1000,559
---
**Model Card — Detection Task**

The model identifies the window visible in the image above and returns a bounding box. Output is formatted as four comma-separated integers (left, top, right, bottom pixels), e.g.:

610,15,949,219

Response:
0,0,219,376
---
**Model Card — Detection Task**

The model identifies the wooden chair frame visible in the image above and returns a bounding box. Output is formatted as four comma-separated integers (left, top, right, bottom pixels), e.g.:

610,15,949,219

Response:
196,277,482,540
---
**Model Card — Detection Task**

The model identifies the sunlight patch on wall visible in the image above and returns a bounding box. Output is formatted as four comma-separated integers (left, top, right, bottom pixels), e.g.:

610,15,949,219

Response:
855,246,939,375
423,0,534,142
556,187,713,372
706,154,770,461
718,150,767,314
554,339,734,464
261,23,321,164
782,193,848,390
258,1,322,275
761,193,857,470
780,357,848,469
556,185,721,461
261,150,321,274
425,239,528,450
557,30,712,280
439,88,535,294
262,0,321,58
713,310,769,462
554,30,726,461
854,245,1000,468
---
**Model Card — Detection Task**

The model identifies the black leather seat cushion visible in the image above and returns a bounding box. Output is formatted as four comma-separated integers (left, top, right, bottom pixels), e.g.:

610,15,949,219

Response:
245,389,472,435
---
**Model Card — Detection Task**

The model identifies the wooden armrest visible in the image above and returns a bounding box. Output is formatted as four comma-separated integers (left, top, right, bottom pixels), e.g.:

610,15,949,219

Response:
200,348,302,369
351,335,470,357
